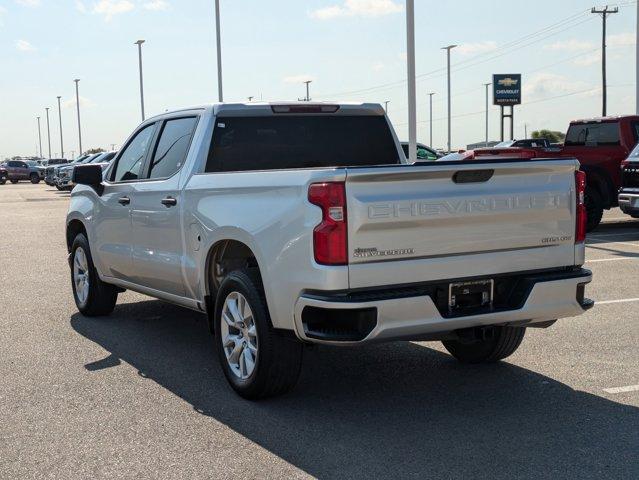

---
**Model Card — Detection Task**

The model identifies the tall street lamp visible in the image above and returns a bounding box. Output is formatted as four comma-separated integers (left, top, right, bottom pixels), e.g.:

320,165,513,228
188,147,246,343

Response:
57,96,64,158
442,45,457,153
406,0,417,163
135,40,146,121
36,116,43,158
484,82,491,147
45,107,52,159
74,79,83,155
214,0,223,102
428,92,435,148
384,101,390,114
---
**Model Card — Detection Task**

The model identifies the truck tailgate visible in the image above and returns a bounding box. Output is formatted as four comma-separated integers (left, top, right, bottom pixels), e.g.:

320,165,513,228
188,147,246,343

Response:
346,160,579,289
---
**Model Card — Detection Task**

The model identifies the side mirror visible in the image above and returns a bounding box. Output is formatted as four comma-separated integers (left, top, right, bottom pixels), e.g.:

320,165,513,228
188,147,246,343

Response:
73,164,104,193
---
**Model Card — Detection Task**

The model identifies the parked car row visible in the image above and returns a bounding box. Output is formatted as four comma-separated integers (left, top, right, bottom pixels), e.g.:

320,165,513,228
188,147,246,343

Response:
43,152,117,191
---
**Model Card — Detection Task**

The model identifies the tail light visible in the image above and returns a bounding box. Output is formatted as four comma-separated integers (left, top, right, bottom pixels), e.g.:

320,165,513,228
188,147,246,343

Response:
575,170,587,243
308,182,347,265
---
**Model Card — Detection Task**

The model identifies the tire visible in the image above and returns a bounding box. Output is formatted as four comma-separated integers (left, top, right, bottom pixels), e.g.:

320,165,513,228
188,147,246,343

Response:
585,187,603,232
30,173,41,184
70,233,118,316
10,179,18,184
0,176,6,185
214,268,303,399
55,184,63,191
442,326,526,364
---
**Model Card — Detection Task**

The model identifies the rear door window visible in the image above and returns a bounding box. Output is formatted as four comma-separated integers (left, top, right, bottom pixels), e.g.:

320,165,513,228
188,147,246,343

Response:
565,122,620,146
112,124,155,182
149,117,198,179
206,115,400,172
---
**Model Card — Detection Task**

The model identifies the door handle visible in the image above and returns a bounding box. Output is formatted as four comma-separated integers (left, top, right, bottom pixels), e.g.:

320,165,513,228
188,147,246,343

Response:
118,196,130,206
161,196,177,207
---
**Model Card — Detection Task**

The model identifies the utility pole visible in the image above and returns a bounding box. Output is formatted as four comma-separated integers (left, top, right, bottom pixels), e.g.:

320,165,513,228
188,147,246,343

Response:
74,79,83,155
384,101,390,114
45,107,52,159
110,144,116,151
442,45,457,153
214,0,223,102
36,117,43,158
135,40,146,121
406,0,417,163
592,5,618,117
428,92,435,148
484,83,491,146
57,96,64,158
300,80,312,101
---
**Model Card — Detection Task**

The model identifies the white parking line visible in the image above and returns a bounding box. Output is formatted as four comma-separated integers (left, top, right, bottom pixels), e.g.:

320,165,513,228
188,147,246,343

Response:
586,239,639,248
596,298,639,305
603,384,639,394
586,257,639,263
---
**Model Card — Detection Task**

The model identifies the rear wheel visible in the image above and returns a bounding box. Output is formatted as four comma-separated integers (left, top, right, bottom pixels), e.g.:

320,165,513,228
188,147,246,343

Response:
442,326,526,364
214,268,303,399
71,233,118,316
30,173,40,184
0,176,6,185
10,179,18,184
55,184,63,191
585,187,603,232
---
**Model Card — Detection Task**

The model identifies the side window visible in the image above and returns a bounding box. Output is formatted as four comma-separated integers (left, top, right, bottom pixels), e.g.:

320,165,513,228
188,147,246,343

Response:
112,124,155,182
149,117,198,179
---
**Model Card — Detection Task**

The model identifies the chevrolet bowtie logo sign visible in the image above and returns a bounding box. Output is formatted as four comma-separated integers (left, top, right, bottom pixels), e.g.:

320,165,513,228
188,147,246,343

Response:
493,74,522,106
498,77,519,87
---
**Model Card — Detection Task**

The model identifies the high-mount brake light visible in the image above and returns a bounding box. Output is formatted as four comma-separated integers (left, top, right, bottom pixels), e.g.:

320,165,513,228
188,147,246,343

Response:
271,105,340,114
308,182,347,265
575,170,587,243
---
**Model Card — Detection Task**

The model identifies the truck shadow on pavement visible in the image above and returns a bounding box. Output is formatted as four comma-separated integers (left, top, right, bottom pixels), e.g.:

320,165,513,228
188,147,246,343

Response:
71,300,638,479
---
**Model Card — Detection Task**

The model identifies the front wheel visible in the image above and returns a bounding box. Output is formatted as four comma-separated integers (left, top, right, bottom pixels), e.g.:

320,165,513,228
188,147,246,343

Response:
214,269,303,399
70,233,118,316
0,176,6,185
10,179,18,184
442,326,526,364
30,173,41,184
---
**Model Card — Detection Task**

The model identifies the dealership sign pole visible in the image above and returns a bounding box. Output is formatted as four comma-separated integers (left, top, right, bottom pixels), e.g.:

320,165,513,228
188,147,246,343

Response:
493,74,521,141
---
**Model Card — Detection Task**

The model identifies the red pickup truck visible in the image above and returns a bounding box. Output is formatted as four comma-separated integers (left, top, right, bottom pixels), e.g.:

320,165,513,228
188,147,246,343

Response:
469,116,639,231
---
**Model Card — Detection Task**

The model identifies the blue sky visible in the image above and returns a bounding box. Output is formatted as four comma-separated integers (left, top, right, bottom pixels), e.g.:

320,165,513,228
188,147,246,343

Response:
1,0,637,157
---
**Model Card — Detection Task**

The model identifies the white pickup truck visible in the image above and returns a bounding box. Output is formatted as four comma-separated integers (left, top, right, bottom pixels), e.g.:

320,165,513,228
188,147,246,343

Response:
67,102,593,399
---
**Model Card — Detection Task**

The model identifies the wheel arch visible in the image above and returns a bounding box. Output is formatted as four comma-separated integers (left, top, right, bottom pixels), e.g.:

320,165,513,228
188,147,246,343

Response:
66,218,87,253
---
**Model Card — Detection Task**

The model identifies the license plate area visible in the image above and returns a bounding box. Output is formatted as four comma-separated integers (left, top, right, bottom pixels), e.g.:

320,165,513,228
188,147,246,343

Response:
448,279,494,314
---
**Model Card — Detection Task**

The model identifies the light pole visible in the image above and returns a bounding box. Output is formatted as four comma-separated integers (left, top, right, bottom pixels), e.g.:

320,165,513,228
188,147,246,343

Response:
135,40,146,121
384,101,390,114
74,79,83,155
484,82,491,146
406,0,417,164
442,45,457,153
304,80,312,101
36,116,43,158
428,92,435,148
57,96,64,158
214,0,223,102
45,107,52,159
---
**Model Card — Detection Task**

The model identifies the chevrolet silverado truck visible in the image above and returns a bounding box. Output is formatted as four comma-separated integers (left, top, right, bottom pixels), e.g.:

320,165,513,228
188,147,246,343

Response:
469,116,639,231
66,103,593,399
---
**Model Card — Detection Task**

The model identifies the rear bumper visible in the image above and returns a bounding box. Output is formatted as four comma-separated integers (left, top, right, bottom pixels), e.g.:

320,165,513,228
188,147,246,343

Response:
293,268,593,345
619,190,639,215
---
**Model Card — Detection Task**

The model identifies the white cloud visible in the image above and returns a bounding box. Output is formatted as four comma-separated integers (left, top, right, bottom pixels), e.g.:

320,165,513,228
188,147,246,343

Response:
92,0,134,21
63,96,97,109
457,41,497,55
283,74,314,84
372,62,384,72
573,51,600,67
523,73,591,100
544,39,594,52
15,0,41,7
16,39,35,52
143,0,169,11
608,32,635,47
310,0,403,20
76,1,87,13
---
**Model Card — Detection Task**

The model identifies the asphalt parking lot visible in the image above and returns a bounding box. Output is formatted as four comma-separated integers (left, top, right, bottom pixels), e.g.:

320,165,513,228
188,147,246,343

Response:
1,183,637,479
